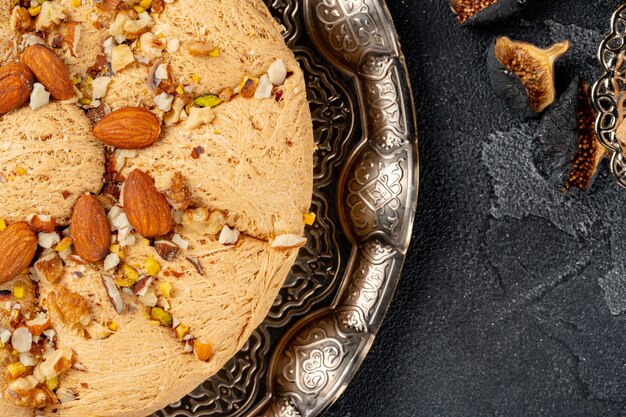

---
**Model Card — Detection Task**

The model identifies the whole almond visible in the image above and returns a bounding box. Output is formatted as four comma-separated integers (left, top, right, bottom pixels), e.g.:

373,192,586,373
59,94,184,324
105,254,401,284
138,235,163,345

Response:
124,169,173,237
93,107,161,149
71,194,111,263
21,44,74,100
0,63,34,114
0,222,37,284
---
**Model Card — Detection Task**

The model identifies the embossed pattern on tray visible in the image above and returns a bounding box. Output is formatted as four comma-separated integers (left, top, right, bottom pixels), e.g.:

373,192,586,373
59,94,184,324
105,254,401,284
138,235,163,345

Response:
153,1,418,416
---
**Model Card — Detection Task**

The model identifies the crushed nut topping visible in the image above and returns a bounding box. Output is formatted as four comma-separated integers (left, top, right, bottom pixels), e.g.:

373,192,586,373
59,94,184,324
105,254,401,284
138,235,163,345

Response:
47,285,91,328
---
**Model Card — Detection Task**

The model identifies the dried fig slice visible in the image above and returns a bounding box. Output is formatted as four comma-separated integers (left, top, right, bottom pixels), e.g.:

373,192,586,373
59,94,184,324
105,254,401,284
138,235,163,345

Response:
451,0,536,25
533,78,606,192
565,81,606,191
488,37,570,117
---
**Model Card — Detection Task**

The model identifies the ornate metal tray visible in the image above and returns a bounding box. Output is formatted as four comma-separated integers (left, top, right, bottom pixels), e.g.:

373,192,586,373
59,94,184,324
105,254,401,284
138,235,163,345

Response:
592,2,626,188
152,0,418,416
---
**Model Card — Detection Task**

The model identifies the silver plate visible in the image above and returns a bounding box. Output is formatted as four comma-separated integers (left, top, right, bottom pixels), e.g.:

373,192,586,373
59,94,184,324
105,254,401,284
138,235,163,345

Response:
153,1,418,416
593,3,626,188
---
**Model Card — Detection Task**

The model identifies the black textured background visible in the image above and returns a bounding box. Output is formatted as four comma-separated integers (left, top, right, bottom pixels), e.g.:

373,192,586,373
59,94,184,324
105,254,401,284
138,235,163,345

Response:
325,1,626,416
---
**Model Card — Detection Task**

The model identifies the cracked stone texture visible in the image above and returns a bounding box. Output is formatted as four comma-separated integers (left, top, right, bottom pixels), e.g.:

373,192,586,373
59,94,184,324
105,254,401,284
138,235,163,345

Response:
325,1,626,417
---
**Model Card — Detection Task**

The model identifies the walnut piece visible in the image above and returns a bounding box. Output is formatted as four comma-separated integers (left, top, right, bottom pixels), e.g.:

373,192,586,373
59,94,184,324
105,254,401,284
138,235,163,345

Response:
35,2,67,32
182,208,225,236
47,285,91,327
38,347,74,379
10,7,32,32
6,376,56,409
164,172,191,211
34,252,64,283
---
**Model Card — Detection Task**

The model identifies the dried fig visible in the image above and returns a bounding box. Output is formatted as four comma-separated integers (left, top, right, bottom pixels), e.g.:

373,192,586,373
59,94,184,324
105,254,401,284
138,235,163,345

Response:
533,78,606,192
488,37,570,117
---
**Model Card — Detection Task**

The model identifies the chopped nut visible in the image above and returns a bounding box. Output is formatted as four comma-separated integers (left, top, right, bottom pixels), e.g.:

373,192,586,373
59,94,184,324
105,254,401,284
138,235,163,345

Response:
91,77,111,100
87,54,108,78
28,214,56,233
163,96,187,125
254,75,273,100
101,274,124,314
6,376,56,409
186,256,204,276
194,340,212,361
111,44,134,73
154,92,174,112
191,146,204,159
240,76,258,99
12,286,26,300
218,87,233,102
175,324,189,339
194,94,222,108
132,275,152,296
172,234,189,250
123,18,150,39
25,313,51,336
30,83,50,111
219,225,240,245
271,234,307,249
10,7,32,32
158,281,172,298
182,208,225,236
28,5,41,17
45,376,59,391
151,0,164,13
186,106,215,130
63,22,82,58
187,41,216,57
39,347,73,379
7,361,28,378
163,172,191,211
11,327,33,353
103,253,120,271
150,307,171,327
108,12,129,38
268,59,287,86
110,243,125,259
154,240,180,261
145,257,161,276
167,38,179,53
122,264,139,283
138,286,157,307
303,212,316,225
47,285,91,327
34,252,64,283
35,2,66,32
140,0,152,11
54,237,72,253
139,32,164,60
38,231,61,249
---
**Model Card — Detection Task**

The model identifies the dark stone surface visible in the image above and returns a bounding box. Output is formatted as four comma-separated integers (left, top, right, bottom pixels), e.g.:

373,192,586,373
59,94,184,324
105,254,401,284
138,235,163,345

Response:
325,1,626,416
